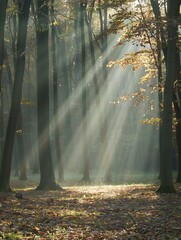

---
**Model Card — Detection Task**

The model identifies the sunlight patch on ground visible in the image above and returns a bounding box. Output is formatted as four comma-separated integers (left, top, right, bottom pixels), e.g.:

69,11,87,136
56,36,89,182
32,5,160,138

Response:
2,182,181,239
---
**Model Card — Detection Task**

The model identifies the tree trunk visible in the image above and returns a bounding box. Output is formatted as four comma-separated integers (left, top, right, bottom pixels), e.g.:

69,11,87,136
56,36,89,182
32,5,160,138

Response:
55,25,72,172
80,2,90,183
174,98,181,182
85,0,111,181
50,0,64,182
36,0,62,190
0,0,31,192
151,0,181,182
17,112,27,181
98,0,111,182
156,0,179,193
150,0,164,178
174,37,181,182
0,0,7,86
0,0,8,166
73,1,81,91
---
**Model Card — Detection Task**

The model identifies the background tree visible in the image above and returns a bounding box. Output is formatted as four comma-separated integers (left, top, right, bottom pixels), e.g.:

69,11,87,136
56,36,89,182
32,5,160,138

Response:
98,0,112,182
55,20,72,179
80,1,90,182
0,0,8,160
50,0,64,182
36,0,61,190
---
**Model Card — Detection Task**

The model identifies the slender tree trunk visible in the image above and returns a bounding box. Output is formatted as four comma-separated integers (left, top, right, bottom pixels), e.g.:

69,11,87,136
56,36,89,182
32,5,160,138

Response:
85,0,110,178
0,0,31,192
29,0,40,175
73,2,81,93
85,0,101,121
150,0,164,178
0,0,8,165
11,2,17,73
36,0,62,190
50,0,64,182
80,1,90,182
55,25,72,171
0,0,8,85
98,0,111,182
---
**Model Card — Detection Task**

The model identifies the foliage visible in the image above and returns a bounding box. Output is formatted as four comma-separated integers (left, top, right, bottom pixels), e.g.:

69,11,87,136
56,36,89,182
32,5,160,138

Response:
107,1,166,128
108,1,162,83
142,117,161,125
108,49,157,84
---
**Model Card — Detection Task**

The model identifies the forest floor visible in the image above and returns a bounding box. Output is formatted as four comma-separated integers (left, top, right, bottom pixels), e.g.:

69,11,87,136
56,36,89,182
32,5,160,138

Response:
0,180,181,240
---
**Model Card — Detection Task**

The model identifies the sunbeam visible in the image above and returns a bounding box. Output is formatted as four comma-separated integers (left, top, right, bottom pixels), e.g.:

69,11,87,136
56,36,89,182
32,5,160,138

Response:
23,17,160,185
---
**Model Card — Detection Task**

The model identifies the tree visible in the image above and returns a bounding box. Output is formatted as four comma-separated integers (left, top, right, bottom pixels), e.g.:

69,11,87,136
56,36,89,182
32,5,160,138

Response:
97,0,112,182
0,0,8,85
0,0,31,192
80,1,90,182
174,16,181,184
156,0,180,193
50,0,64,182
36,0,62,190
0,0,8,161
55,23,72,180
150,0,181,184
108,0,180,190
17,112,27,180
73,0,81,92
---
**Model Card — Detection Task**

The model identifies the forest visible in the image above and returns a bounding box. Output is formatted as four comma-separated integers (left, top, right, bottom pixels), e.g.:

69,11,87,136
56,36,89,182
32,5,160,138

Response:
0,0,181,239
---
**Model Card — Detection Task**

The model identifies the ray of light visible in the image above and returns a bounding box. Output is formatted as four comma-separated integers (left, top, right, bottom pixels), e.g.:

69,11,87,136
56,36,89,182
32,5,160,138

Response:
24,30,160,184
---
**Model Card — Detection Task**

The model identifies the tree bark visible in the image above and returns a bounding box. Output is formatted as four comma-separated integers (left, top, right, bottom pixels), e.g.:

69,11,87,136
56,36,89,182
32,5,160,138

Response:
80,1,90,183
98,0,112,182
156,0,180,193
17,112,27,181
0,0,31,192
0,0,7,86
0,0,8,166
36,0,62,190
55,25,72,172
151,0,181,182
50,0,64,182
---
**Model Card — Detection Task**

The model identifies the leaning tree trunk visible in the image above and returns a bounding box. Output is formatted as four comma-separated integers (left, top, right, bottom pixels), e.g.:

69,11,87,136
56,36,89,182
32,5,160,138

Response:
36,0,61,190
0,0,31,192
156,0,180,193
